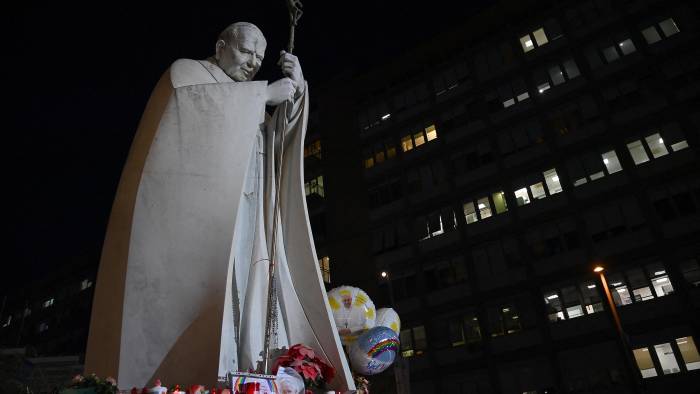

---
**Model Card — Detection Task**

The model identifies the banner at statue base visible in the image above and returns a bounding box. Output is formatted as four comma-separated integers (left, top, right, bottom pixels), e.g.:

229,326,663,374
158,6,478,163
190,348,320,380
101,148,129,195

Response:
227,372,278,394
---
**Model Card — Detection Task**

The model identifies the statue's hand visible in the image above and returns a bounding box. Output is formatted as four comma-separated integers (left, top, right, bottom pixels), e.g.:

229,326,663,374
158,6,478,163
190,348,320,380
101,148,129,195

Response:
266,78,297,106
278,51,305,98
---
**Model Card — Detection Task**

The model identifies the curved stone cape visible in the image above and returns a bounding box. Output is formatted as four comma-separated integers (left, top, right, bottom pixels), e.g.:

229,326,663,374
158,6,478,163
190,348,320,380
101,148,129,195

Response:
84,59,353,391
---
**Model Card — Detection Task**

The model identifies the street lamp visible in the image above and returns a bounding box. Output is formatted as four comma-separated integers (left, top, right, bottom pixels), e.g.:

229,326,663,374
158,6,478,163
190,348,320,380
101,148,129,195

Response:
593,265,644,393
379,270,409,394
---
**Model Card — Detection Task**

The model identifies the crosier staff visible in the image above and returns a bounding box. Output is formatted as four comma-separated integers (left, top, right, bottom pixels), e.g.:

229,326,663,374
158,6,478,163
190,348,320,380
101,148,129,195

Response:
261,0,304,375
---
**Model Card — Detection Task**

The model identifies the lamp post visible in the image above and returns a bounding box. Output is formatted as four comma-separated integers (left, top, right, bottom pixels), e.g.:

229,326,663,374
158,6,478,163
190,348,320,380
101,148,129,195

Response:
594,265,644,393
380,271,410,394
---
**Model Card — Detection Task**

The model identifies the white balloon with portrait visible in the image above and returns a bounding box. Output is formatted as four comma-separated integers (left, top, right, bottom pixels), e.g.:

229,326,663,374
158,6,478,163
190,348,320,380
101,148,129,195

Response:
327,286,376,345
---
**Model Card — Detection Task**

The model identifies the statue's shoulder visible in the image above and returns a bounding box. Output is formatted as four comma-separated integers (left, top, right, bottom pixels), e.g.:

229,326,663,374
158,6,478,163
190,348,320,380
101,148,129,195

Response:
170,58,216,88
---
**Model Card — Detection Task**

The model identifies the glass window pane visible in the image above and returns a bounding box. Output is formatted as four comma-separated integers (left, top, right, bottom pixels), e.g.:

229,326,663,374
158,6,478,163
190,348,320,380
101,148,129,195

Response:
659,18,680,37
580,282,603,314
651,275,674,297
538,82,551,93
543,168,563,195
602,46,620,63
633,348,658,378
654,343,681,374
364,157,374,169
671,140,689,152
477,197,492,219
425,125,438,141
544,291,564,322
562,286,583,319
492,191,508,214
533,28,549,46
516,91,530,102
530,182,547,200
514,188,531,206
401,135,413,152
386,145,397,158
645,133,669,158
414,132,426,147
563,59,581,79
627,140,650,165
464,201,478,224
449,319,465,346
503,98,516,108
641,26,662,44
520,34,534,52
464,315,482,343
676,337,700,371
375,151,385,164
549,65,566,85
610,275,632,306
602,150,623,174
618,38,636,55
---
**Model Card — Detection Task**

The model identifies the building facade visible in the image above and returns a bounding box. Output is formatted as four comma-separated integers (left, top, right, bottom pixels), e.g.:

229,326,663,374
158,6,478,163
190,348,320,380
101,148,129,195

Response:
314,0,700,392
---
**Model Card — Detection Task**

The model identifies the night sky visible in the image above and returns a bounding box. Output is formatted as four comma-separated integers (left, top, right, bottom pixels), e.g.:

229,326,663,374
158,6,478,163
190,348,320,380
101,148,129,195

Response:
7,2,487,292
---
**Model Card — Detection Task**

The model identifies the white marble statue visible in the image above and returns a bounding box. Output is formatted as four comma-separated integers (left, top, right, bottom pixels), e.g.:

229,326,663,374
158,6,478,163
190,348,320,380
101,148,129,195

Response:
84,22,353,391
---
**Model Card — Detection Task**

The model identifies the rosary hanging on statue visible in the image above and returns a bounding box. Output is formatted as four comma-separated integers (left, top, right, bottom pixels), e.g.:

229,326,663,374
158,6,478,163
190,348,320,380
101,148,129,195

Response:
260,0,304,375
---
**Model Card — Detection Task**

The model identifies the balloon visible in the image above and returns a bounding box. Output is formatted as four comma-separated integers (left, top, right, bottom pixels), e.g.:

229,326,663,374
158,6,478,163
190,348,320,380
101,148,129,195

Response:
375,308,400,335
349,326,399,375
327,286,376,345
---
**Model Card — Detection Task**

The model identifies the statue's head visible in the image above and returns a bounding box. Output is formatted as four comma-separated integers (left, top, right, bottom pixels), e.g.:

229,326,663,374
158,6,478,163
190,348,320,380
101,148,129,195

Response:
215,22,267,82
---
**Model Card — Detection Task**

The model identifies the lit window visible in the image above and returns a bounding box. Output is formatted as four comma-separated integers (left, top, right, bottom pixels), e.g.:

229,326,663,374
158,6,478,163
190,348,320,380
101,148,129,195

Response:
503,98,516,108
2,315,11,328
544,292,564,322
618,39,636,55
676,337,700,371
610,279,633,306
305,175,324,197
654,343,681,374
318,256,330,284
425,125,438,141
492,191,508,214
658,18,680,37
401,135,413,152
602,46,620,63
627,140,650,165
400,326,427,357
520,35,534,52
644,133,669,158
530,182,547,200
43,298,54,308
533,28,548,46
537,82,551,94
303,140,322,159
477,197,492,219
464,202,478,224
364,157,374,169
633,347,658,378
641,26,662,44
381,113,391,121
671,140,689,152
81,279,93,290
491,305,522,337
516,91,530,102
601,150,623,174
413,131,426,147
543,169,562,195
650,273,674,297
514,188,531,206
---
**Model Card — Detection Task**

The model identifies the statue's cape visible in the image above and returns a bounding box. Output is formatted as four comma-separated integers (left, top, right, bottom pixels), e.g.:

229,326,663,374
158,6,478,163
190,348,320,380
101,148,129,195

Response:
84,59,353,391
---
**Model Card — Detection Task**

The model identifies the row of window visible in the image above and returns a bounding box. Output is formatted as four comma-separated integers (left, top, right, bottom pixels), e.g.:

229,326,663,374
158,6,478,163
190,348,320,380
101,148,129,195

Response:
358,14,682,132
364,125,437,169
633,336,700,378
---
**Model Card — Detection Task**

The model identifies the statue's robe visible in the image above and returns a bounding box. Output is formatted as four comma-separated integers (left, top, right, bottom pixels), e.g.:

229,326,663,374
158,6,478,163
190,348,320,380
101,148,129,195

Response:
84,58,354,391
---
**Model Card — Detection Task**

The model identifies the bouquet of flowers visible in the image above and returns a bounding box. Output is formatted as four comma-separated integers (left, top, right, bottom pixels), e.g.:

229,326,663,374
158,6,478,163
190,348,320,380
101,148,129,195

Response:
63,374,118,394
272,344,335,392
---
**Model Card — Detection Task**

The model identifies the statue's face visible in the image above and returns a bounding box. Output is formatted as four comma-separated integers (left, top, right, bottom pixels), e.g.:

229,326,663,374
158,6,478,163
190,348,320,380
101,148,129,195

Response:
217,29,266,81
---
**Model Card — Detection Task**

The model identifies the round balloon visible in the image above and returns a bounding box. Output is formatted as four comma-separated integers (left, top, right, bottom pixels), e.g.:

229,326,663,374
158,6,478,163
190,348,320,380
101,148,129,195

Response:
375,307,400,335
349,326,399,375
327,286,376,345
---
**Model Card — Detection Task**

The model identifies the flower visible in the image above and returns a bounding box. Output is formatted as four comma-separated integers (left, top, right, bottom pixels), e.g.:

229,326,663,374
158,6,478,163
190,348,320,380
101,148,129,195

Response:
273,343,336,391
72,375,84,384
106,377,117,386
